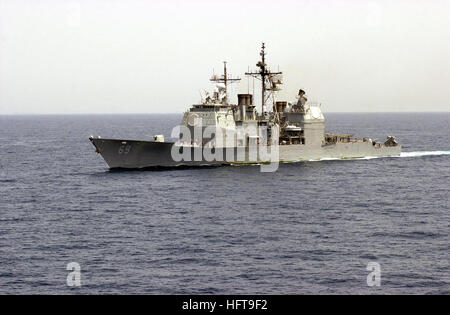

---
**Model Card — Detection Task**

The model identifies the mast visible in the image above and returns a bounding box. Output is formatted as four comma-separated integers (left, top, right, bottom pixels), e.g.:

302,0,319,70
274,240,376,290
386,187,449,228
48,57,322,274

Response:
210,61,240,104
245,43,282,115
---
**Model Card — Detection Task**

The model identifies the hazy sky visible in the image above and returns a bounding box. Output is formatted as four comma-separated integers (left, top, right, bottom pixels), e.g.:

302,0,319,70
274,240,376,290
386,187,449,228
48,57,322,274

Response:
0,0,448,114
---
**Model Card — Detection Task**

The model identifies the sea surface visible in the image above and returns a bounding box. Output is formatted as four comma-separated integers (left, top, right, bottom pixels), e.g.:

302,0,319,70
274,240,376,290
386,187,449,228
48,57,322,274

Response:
0,113,448,294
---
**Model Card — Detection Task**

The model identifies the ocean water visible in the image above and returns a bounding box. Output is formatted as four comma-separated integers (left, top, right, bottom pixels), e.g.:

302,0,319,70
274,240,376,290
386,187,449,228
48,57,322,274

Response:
0,113,448,294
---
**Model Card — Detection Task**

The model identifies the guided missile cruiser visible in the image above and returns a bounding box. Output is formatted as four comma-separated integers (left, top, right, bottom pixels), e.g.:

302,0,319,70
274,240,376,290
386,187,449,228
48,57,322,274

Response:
90,43,401,170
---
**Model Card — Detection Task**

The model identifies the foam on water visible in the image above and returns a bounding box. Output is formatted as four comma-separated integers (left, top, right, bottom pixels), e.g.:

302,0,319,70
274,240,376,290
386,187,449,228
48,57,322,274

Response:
399,151,450,158
308,151,450,162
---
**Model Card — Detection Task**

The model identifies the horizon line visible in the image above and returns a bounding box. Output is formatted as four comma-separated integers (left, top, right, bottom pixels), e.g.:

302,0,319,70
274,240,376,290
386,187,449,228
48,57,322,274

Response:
0,111,449,116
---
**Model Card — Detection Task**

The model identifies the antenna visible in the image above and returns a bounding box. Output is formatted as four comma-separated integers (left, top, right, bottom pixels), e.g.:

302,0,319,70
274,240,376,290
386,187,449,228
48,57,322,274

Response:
245,43,282,115
210,61,241,104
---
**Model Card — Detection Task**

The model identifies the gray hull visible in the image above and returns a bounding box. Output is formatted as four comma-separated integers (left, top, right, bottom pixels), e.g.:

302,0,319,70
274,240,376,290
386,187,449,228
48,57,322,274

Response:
90,138,401,169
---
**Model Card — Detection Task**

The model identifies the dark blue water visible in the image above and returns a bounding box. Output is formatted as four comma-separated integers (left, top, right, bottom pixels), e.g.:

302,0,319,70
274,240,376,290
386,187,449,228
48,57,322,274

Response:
0,113,448,294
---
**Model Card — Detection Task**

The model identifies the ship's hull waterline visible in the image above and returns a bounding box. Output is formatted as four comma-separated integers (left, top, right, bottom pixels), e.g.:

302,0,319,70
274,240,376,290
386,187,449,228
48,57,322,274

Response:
90,138,401,169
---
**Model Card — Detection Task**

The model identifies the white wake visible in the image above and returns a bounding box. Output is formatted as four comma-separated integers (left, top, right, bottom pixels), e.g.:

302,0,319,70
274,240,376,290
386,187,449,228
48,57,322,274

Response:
307,151,450,162
399,151,450,158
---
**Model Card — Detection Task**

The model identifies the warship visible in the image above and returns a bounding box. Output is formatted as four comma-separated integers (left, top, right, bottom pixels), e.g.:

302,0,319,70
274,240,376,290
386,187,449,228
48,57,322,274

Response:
90,43,401,170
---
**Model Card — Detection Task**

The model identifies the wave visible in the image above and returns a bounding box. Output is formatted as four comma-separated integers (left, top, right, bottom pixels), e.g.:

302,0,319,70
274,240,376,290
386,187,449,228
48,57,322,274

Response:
399,151,450,158
307,151,450,162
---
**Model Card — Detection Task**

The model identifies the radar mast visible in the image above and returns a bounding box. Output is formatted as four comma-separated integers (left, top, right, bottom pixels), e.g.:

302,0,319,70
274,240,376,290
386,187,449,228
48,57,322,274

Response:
210,61,241,104
245,43,282,115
